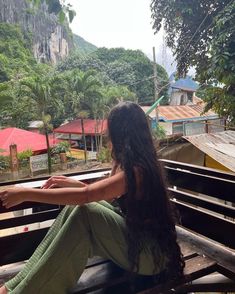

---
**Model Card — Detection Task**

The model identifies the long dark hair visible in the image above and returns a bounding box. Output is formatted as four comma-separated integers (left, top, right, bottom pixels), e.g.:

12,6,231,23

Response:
107,101,184,280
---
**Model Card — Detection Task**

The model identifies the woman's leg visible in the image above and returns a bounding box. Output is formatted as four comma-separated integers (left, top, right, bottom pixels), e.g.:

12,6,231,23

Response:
5,202,164,293
5,205,90,294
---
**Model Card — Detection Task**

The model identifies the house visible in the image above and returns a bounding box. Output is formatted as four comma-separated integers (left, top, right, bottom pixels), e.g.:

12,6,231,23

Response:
0,127,57,156
168,74,199,105
53,119,107,152
142,104,222,136
28,121,43,134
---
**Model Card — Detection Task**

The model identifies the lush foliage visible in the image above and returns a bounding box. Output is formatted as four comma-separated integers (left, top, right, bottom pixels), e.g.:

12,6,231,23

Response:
28,0,76,23
51,141,70,154
73,34,97,55
18,149,33,168
0,23,36,82
57,47,169,104
97,147,112,163
151,0,235,123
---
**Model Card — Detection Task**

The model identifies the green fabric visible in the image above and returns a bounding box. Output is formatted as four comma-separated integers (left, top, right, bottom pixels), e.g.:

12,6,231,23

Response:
5,201,166,294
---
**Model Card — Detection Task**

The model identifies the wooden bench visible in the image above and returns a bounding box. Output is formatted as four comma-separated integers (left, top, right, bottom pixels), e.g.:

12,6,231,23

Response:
0,161,235,293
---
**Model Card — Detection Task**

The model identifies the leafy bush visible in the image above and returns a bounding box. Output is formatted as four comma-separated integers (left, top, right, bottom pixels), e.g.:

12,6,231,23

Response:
51,141,70,154
152,124,166,140
0,155,10,171
18,149,33,168
97,147,112,163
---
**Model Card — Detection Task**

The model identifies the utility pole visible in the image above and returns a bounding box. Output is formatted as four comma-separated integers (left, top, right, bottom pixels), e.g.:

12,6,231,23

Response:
152,47,159,125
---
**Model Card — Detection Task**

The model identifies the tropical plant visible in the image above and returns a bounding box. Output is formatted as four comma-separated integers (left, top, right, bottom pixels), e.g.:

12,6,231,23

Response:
150,0,235,124
97,147,112,163
152,124,166,140
57,47,169,104
0,155,10,171
18,149,33,168
51,141,70,154
20,75,56,173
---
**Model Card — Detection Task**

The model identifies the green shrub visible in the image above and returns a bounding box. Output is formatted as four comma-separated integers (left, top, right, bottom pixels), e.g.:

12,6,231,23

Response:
152,124,166,140
97,147,112,163
51,141,70,154
18,149,33,168
0,155,10,171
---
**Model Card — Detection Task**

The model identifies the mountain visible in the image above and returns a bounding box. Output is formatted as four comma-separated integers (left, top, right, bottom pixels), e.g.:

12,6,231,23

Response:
73,34,97,55
0,0,73,64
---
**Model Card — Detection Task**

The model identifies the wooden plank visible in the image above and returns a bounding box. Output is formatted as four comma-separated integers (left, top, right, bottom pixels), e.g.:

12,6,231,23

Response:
169,188,235,218
174,283,235,293
178,240,198,260
176,226,235,275
71,261,128,294
0,168,111,188
138,255,217,294
0,228,49,266
166,166,235,203
172,200,235,248
0,209,60,230
161,159,235,181
0,202,59,213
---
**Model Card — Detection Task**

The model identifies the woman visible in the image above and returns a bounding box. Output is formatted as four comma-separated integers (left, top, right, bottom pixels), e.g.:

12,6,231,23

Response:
0,102,184,294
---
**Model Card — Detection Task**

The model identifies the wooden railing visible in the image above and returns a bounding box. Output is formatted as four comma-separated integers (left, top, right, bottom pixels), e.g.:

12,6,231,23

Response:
0,161,235,293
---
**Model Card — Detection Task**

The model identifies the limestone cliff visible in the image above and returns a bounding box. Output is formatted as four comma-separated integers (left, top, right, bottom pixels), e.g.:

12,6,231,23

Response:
0,0,73,64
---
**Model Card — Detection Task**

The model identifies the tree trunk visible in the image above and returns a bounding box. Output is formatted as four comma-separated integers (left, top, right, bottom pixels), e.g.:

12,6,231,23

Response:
44,127,52,174
81,118,87,163
99,115,105,151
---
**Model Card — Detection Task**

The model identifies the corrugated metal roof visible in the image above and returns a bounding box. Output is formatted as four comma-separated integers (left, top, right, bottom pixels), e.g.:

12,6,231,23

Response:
184,131,235,172
141,104,218,122
54,119,107,135
158,105,218,122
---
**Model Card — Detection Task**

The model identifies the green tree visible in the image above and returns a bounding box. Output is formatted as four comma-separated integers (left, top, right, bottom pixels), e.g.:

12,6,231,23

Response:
20,76,55,173
29,0,76,23
0,23,36,82
67,70,103,160
68,70,103,119
57,47,169,104
151,0,235,123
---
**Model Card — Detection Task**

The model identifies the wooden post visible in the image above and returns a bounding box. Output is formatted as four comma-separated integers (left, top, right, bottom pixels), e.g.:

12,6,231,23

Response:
153,47,159,125
9,144,19,179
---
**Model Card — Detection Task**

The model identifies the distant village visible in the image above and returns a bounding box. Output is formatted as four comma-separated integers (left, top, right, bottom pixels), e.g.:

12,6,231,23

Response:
1,74,234,182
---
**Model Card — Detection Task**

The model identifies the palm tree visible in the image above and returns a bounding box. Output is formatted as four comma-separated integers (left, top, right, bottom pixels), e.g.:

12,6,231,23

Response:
21,76,55,174
69,70,103,162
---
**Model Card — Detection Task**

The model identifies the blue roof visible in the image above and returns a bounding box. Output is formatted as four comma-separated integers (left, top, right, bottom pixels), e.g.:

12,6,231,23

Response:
169,73,199,93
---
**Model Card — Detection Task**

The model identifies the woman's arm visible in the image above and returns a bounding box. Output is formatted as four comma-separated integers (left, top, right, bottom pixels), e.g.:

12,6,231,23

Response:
0,172,126,209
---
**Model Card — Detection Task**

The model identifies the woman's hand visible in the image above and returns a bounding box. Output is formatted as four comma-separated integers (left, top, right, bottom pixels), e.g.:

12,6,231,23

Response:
41,176,87,189
0,187,28,209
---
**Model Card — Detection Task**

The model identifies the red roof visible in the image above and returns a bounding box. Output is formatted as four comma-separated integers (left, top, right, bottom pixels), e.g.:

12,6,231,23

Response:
0,128,58,156
54,119,107,136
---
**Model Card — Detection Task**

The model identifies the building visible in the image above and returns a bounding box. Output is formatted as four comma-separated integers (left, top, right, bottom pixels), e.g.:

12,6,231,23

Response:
53,119,107,152
168,74,199,105
184,130,235,172
142,104,222,136
0,127,57,156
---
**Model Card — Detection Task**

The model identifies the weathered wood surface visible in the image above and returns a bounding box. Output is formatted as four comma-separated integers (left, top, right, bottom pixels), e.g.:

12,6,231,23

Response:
1,160,235,293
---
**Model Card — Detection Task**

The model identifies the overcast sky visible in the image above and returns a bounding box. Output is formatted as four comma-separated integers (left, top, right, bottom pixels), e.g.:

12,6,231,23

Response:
68,0,164,58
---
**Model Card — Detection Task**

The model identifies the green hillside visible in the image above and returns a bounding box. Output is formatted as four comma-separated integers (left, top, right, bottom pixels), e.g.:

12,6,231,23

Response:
73,34,97,55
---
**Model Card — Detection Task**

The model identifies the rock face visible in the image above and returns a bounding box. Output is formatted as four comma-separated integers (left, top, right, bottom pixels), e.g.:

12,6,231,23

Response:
0,0,72,64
